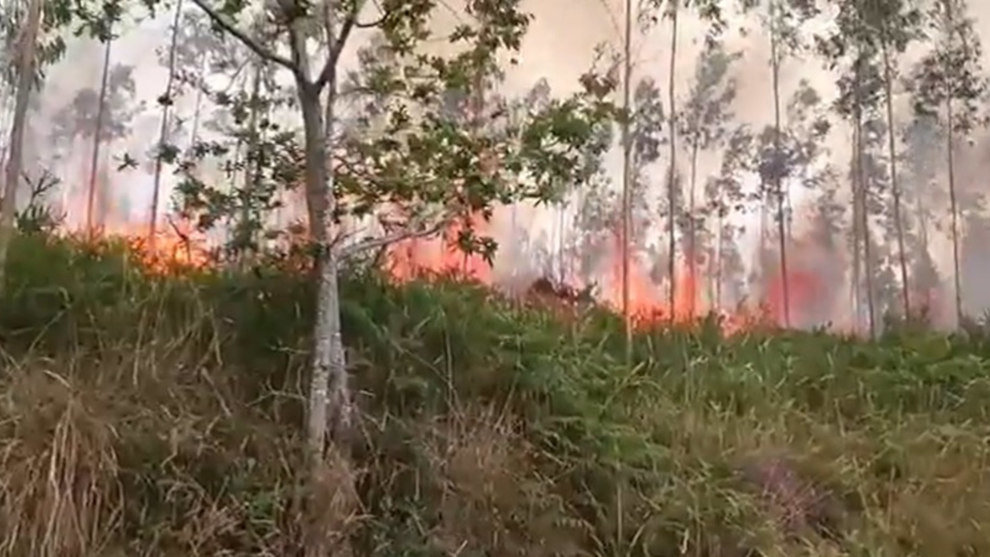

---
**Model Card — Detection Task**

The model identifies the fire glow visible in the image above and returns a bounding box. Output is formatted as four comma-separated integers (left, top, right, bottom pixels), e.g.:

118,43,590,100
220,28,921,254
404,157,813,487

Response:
384,210,793,335
60,180,924,335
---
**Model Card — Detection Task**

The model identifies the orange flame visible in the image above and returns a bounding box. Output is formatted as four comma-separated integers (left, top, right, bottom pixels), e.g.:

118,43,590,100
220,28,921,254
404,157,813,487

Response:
60,176,211,274
383,214,785,335
388,212,492,282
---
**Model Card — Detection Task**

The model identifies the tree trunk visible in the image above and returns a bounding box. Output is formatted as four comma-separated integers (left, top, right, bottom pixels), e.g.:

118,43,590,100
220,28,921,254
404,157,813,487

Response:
666,0,679,321
770,0,790,328
759,186,767,267
856,135,877,335
556,201,566,283
943,1,963,327
188,52,207,150
881,39,911,319
946,94,962,326
851,47,876,338
687,139,698,318
239,61,263,256
289,7,353,557
0,0,42,294
301,79,352,557
148,0,184,245
850,124,862,330
915,189,932,311
620,0,633,358
86,35,112,234
715,204,724,310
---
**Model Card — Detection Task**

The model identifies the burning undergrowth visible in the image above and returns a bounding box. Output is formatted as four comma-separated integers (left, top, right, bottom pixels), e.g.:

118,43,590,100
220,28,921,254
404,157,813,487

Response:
1,232,990,556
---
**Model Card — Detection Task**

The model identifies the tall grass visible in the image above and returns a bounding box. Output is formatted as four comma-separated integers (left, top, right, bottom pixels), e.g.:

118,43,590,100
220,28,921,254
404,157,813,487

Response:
1,232,989,556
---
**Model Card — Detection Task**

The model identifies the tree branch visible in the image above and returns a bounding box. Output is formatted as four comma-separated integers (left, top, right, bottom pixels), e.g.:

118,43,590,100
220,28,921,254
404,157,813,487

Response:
355,13,388,28
189,0,297,72
315,0,389,89
338,218,450,259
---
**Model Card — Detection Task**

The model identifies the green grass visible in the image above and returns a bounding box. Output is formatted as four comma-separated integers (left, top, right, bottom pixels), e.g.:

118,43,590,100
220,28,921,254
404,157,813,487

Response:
1,231,990,556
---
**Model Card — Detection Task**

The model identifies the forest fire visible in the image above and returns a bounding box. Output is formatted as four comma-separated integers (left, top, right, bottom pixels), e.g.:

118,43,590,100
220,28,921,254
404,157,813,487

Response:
61,211,210,274
384,216,789,334
387,213,493,282
51,181,838,335
86,220,210,273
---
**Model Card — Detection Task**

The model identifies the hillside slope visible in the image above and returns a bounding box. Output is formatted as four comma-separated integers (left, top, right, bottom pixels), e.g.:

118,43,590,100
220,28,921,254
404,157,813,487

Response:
1,234,990,556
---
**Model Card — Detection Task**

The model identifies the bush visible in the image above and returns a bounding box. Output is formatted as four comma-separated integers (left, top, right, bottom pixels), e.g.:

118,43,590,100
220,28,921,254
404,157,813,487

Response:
1,233,990,556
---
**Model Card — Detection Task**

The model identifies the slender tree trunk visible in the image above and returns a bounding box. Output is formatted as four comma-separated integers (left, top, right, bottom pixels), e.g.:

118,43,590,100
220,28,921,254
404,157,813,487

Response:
851,47,876,338
239,61,263,256
666,0,679,321
301,79,351,554
620,0,633,357
148,0,184,245
301,79,346,432
759,187,767,260
510,203,518,282
946,95,963,325
942,1,963,326
188,52,207,150
914,190,932,311
881,39,911,319
86,36,112,234
687,139,699,318
0,86,13,164
0,0,42,294
770,3,790,327
715,205,724,310
294,8,353,555
557,201,566,283
850,124,862,330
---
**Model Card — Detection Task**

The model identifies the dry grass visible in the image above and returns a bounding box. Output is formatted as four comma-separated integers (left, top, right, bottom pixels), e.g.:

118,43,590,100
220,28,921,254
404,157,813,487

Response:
0,362,123,557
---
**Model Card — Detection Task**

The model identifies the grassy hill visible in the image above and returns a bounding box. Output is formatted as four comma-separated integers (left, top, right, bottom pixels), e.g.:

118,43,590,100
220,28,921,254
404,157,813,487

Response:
1,232,990,556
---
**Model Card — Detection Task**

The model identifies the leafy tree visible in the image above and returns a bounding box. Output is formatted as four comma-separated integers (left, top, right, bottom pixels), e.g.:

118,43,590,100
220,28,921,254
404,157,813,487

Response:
679,42,740,317
824,0,922,321
49,61,141,225
631,77,665,250
818,4,894,337
749,0,818,327
906,0,988,325
748,79,830,318
0,0,42,293
630,0,727,323
174,66,301,258
94,3,617,555
900,114,944,317
706,124,751,309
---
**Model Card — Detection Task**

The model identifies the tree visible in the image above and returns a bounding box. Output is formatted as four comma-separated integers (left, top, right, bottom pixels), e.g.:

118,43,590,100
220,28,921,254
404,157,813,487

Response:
877,0,922,320
749,79,831,323
900,114,944,319
620,0,633,353
0,0,42,292
818,3,892,337
86,27,113,232
637,0,738,322
907,0,988,325
49,62,141,227
827,0,922,321
148,0,184,244
748,0,818,327
115,2,615,554
679,42,740,318
706,124,751,310
664,0,679,320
